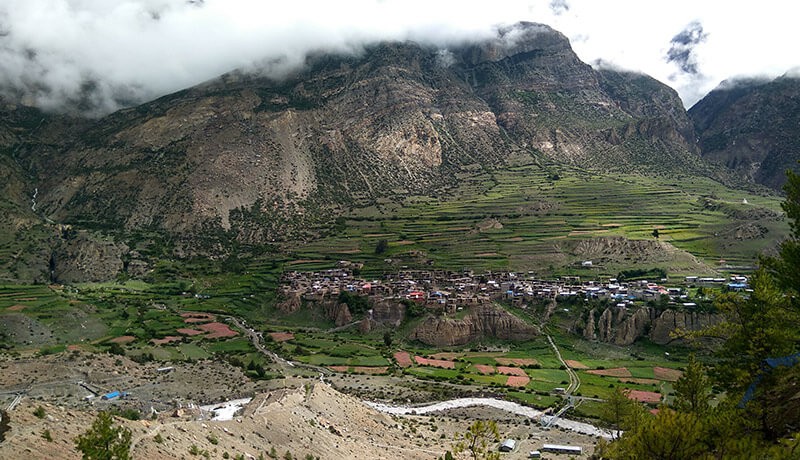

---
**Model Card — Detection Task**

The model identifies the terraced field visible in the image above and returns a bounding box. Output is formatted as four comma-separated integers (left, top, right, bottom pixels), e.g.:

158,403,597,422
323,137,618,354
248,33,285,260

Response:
299,160,786,277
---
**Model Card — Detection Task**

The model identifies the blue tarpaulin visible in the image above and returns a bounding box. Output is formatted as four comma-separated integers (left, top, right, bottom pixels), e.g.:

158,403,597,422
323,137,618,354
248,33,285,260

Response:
740,353,800,406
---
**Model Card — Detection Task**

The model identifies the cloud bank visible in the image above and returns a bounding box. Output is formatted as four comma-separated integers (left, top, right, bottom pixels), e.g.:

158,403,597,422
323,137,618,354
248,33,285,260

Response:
1,0,798,115
0,0,538,115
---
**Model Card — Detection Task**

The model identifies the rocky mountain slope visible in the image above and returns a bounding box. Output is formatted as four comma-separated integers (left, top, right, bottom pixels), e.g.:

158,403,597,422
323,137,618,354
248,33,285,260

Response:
8,22,708,263
689,75,800,191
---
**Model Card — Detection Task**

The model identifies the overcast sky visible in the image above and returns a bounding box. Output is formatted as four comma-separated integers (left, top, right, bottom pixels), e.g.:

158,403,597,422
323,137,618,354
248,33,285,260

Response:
1,0,798,115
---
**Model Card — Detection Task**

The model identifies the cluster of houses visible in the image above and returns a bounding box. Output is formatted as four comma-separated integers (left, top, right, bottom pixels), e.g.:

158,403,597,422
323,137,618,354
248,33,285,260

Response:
279,262,750,310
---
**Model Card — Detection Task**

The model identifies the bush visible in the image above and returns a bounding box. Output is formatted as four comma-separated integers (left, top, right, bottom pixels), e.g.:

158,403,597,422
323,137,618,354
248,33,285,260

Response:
33,406,46,419
374,239,389,255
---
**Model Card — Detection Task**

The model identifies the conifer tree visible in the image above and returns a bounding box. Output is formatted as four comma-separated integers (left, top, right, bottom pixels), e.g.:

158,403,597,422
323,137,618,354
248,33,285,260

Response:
672,354,710,414
74,411,132,460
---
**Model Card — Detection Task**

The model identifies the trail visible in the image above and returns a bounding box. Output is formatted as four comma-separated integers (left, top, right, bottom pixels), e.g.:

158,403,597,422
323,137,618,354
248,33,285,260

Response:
546,335,580,396
226,316,330,376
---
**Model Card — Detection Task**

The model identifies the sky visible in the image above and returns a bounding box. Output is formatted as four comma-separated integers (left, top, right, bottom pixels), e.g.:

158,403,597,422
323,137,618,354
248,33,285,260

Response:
1,0,799,116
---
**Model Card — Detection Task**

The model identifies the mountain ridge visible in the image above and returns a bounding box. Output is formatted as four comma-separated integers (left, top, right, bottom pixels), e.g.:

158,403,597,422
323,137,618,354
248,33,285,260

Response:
20,24,704,239
0,22,787,282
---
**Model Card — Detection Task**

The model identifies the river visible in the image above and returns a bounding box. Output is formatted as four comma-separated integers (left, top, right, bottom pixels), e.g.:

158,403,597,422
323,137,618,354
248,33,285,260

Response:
365,397,613,439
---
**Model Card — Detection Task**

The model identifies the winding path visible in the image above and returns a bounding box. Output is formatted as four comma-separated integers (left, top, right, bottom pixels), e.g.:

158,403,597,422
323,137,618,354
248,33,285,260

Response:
546,335,580,396
225,316,331,376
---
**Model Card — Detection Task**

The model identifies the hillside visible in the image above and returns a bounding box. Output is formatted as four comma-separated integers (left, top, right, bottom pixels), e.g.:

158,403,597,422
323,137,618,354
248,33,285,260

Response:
0,354,600,460
13,24,708,255
689,75,800,191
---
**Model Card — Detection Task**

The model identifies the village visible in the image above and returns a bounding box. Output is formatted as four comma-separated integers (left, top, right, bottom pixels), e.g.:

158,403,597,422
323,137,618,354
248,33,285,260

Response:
280,261,750,312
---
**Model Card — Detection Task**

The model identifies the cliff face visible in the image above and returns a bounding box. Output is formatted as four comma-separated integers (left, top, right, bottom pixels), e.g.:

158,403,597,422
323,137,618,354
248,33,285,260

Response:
370,301,406,327
582,306,721,346
324,303,353,327
648,309,723,345
411,304,538,347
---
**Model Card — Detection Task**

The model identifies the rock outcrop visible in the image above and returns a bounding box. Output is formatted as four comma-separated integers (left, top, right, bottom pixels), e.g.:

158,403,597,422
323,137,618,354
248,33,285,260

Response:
369,301,406,328
276,291,302,314
330,303,353,327
411,305,538,347
51,231,129,283
649,309,723,345
581,306,722,346
318,302,354,326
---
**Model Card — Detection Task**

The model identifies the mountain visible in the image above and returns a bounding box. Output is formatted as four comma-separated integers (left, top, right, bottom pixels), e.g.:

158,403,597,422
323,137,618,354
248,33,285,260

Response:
8,23,705,262
5,22,789,283
689,75,800,191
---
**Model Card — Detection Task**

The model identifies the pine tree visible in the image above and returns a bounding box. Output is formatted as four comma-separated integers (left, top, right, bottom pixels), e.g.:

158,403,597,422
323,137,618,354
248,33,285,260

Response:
601,409,707,459
672,354,710,414
708,269,798,393
453,420,500,460
600,387,645,439
74,411,132,460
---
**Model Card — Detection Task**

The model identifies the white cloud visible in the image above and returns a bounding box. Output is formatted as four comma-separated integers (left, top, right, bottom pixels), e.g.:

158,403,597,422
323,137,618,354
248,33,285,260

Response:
537,0,800,106
0,0,798,114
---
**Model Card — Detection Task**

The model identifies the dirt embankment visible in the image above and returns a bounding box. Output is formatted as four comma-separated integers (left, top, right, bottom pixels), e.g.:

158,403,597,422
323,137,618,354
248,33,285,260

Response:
570,236,714,273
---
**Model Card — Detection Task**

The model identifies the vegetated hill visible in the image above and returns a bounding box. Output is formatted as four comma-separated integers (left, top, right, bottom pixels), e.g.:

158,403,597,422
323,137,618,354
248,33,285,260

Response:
0,100,135,283
689,75,800,191
13,22,710,259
